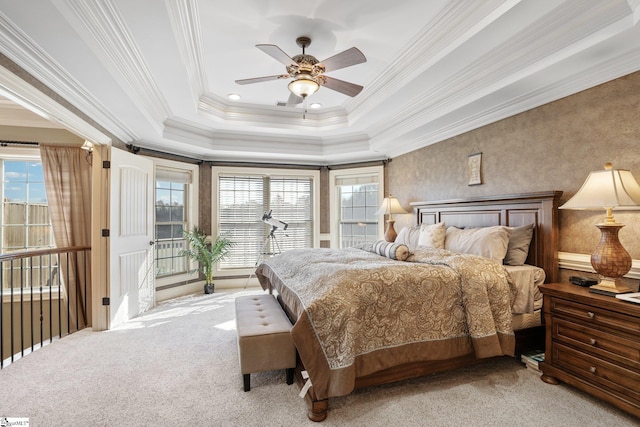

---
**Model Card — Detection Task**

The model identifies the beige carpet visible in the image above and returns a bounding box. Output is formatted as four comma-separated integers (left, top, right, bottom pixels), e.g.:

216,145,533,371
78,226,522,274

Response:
0,289,637,426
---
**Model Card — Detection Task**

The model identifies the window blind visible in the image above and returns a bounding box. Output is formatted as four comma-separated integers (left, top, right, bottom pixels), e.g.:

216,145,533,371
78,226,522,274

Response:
156,168,192,184
218,174,313,269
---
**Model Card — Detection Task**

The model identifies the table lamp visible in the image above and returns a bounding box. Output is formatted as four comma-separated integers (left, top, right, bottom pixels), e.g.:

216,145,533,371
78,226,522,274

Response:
376,194,408,242
560,163,640,295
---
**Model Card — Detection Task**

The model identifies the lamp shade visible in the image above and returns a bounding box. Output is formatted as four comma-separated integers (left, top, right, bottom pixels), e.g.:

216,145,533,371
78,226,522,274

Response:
81,140,94,152
560,163,640,214
375,195,408,217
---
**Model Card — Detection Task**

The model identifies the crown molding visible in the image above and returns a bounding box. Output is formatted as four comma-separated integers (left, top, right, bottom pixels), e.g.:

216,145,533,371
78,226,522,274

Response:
197,93,348,130
372,38,640,158
346,0,521,123
368,0,638,153
60,0,171,131
0,11,135,142
629,0,640,23
165,0,207,101
162,116,374,161
163,117,324,155
0,63,111,144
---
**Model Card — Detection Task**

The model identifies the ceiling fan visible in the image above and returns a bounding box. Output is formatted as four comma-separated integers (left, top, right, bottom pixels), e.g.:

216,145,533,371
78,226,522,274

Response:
235,36,367,108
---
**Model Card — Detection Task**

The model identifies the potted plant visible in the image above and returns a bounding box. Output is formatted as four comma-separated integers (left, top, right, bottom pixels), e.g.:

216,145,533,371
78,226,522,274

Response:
180,226,233,294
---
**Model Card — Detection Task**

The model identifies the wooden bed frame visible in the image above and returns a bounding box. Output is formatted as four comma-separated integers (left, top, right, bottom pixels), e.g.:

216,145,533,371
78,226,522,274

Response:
298,191,562,422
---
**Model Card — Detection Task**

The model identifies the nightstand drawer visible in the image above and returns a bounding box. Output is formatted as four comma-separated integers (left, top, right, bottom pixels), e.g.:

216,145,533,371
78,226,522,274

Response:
540,283,640,418
553,343,640,404
549,298,640,337
553,318,640,369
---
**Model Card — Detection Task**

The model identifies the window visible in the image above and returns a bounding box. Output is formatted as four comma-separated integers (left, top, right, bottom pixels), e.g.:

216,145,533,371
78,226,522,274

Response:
1,159,53,253
214,167,319,272
0,155,55,291
153,161,198,285
330,166,383,248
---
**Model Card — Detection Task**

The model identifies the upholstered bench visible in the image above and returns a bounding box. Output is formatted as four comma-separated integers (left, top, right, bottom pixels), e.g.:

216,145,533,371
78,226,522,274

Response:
235,294,296,392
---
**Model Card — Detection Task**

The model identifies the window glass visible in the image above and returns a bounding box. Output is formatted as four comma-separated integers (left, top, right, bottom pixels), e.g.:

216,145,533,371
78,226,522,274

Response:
2,160,54,253
155,172,188,277
1,159,55,290
337,182,379,248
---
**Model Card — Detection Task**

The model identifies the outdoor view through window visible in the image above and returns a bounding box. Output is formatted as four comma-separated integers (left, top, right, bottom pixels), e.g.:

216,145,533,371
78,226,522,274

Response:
2,160,53,254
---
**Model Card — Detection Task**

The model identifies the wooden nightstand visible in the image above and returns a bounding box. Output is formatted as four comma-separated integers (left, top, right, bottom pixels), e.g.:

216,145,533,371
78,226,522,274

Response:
539,283,640,418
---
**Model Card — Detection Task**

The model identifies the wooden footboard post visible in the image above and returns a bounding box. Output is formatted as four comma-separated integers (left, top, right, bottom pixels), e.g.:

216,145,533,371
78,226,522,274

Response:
307,395,329,422
295,361,329,422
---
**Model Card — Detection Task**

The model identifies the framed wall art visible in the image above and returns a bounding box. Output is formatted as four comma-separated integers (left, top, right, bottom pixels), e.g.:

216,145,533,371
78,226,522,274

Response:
468,152,482,185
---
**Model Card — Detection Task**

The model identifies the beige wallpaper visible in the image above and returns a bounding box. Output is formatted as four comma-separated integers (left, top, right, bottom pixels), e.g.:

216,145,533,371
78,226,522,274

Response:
388,71,640,260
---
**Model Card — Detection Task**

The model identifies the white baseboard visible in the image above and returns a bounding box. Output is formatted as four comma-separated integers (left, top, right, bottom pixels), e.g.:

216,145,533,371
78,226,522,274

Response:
559,251,640,280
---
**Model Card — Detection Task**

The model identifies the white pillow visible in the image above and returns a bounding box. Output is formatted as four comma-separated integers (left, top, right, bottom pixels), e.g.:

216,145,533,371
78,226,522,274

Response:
396,225,420,248
444,226,509,262
418,222,446,249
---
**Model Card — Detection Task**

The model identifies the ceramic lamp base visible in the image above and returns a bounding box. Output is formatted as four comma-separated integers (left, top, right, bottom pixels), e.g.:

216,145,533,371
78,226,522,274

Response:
589,223,633,295
384,220,397,242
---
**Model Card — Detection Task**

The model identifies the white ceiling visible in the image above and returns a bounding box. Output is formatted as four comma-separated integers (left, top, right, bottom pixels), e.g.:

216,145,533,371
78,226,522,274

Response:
0,0,639,165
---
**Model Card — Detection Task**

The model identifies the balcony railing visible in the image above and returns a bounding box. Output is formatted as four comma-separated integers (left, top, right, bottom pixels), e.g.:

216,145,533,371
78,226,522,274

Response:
0,246,90,368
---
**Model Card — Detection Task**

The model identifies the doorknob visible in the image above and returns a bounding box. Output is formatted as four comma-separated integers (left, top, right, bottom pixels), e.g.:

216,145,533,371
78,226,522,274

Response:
149,241,155,246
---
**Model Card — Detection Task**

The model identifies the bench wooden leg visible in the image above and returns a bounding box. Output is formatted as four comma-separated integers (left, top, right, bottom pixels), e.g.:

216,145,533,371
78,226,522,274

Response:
286,368,294,385
243,374,250,392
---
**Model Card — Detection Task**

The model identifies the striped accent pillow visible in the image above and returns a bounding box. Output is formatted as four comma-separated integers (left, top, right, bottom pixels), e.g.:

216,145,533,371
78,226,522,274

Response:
371,240,410,261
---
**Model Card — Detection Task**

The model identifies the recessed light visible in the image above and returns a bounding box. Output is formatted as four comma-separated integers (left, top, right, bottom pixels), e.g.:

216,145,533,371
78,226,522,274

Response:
309,103,322,109
228,93,241,101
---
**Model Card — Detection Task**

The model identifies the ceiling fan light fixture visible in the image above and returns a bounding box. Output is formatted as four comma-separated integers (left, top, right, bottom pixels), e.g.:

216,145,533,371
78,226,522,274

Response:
288,75,319,98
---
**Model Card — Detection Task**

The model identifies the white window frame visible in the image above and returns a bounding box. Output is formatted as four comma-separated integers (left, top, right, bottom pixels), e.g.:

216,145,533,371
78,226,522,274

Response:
153,158,199,289
0,146,57,297
329,165,384,248
211,165,320,278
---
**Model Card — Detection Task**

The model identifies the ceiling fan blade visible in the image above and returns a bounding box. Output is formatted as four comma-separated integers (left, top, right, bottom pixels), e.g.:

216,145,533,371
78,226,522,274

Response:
286,92,303,106
320,47,366,72
320,76,363,97
256,44,297,67
235,74,289,85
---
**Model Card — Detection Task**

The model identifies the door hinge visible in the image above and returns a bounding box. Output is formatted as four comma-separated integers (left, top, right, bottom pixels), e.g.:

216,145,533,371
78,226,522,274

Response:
102,160,111,169
102,297,110,306
101,229,110,237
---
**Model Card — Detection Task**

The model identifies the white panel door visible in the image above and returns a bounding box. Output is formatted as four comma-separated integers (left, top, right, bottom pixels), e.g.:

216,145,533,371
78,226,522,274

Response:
109,147,155,328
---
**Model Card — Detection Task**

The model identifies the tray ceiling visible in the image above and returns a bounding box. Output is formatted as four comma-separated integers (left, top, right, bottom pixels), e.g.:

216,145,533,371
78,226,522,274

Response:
0,0,639,164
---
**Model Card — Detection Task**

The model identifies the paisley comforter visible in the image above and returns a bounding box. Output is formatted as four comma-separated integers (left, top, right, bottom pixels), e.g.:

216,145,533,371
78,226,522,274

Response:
255,246,516,400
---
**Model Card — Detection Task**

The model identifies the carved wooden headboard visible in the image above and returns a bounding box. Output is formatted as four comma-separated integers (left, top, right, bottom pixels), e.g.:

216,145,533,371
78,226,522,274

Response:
410,191,562,283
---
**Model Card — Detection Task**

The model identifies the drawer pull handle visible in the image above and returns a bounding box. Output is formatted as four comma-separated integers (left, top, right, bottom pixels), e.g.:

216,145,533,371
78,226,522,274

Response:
589,338,597,346
587,311,595,319
589,366,597,374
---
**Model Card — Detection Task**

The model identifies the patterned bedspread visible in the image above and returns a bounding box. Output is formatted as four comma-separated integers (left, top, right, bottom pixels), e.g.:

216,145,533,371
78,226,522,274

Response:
255,246,516,400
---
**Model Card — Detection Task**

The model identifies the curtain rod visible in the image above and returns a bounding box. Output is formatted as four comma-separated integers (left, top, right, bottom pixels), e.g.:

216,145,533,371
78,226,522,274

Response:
127,143,389,170
126,144,203,165
206,160,322,170
0,140,39,146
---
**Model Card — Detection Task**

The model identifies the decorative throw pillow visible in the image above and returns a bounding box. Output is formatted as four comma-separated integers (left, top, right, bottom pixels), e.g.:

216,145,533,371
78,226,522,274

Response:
371,240,410,261
444,226,510,262
504,223,535,266
418,222,446,249
396,225,420,248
